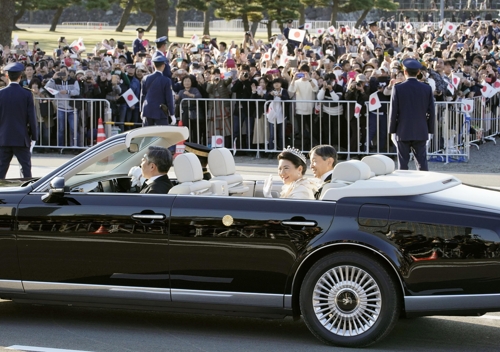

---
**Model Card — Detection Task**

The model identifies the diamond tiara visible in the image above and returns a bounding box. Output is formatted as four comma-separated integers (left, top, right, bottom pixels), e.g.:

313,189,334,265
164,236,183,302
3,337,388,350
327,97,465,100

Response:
283,146,307,164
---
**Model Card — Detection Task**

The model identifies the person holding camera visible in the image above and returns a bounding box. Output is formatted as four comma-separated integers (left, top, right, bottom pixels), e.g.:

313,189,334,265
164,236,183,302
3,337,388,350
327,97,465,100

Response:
265,78,290,152
316,72,345,147
44,65,80,147
231,66,258,150
206,68,232,141
345,74,369,155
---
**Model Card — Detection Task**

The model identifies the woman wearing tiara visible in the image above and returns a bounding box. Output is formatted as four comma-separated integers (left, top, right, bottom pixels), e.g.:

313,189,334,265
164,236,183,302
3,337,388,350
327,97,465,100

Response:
276,147,318,199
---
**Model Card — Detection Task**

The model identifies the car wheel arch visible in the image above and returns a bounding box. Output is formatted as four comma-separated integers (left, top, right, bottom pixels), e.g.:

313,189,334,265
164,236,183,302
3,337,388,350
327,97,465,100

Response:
290,243,406,318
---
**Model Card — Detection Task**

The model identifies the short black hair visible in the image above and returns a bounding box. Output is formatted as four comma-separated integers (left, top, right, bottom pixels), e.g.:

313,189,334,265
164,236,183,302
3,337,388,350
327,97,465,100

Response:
146,146,172,173
299,64,310,73
154,61,165,69
8,71,23,81
309,145,337,166
405,68,419,77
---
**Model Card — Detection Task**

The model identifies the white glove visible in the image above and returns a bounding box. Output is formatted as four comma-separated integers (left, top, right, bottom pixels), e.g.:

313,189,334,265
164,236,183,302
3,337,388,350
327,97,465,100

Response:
128,166,145,188
170,115,177,125
263,174,273,198
426,133,432,148
30,140,36,153
391,133,397,146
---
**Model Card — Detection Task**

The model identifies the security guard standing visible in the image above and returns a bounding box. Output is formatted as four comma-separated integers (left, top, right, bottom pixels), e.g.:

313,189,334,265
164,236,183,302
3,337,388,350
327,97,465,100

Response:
140,55,176,126
153,36,172,79
389,59,435,171
0,63,38,179
133,27,147,55
184,142,212,180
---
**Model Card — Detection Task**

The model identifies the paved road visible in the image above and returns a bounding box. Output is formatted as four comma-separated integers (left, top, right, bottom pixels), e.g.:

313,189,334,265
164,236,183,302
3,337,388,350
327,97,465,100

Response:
0,300,499,352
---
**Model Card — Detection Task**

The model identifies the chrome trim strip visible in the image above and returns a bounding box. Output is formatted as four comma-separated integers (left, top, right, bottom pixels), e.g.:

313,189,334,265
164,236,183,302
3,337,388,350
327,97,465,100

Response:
405,294,500,312
281,221,316,227
23,281,170,301
132,214,166,220
291,243,405,297
171,289,283,308
284,294,292,309
0,279,25,293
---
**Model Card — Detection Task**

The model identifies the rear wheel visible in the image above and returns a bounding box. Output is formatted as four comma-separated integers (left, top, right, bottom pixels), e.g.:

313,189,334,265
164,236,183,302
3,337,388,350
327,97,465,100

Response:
299,251,400,347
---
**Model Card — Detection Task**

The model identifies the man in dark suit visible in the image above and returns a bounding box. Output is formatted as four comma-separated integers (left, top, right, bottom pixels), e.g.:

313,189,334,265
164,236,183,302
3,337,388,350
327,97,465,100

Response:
309,145,337,199
0,63,38,179
140,55,176,126
152,36,172,79
140,146,173,194
389,59,435,171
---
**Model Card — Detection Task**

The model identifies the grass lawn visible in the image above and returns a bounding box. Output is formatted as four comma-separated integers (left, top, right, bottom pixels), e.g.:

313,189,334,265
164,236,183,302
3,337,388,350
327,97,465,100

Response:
14,24,271,52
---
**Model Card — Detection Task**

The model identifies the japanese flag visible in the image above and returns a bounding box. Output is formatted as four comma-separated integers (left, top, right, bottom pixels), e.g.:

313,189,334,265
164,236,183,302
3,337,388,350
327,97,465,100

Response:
262,50,271,61
351,27,360,36
420,41,431,51
44,87,59,96
447,82,455,95
289,29,305,43
451,73,461,89
304,23,312,30
404,23,413,32
211,135,224,148
461,99,474,114
12,35,19,47
354,103,362,118
368,92,381,111
328,26,336,35
481,81,496,98
365,36,374,50
443,22,457,34
345,25,351,34
492,80,500,93
419,25,428,33
122,88,139,107
316,28,325,35
70,39,86,52
191,34,199,45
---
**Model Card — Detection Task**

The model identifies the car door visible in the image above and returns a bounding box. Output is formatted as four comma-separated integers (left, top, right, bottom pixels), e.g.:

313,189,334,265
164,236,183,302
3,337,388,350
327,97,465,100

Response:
16,192,174,304
169,196,335,308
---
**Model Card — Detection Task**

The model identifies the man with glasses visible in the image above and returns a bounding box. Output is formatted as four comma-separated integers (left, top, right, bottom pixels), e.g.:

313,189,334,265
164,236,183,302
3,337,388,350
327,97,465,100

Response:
139,146,173,194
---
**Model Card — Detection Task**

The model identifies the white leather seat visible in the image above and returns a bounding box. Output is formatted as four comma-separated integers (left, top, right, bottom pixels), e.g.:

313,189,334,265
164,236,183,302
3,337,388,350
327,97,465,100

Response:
319,160,373,200
169,153,212,195
208,148,249,195
361,155,395,176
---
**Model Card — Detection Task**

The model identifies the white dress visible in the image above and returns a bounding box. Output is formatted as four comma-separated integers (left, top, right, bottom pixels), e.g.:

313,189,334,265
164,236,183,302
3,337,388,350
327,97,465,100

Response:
280,178,319,200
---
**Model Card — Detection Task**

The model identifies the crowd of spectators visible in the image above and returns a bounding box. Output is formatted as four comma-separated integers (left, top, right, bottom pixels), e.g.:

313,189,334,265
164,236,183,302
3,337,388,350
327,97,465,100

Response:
0,14,499,154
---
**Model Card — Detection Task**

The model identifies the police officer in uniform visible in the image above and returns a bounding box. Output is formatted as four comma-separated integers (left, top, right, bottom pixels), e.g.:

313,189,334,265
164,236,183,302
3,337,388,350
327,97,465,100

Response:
0,63,38,179
389,59,435,171
184,142,212,180
152,36,172,79
133,27,147,55
366,21,378,41
140,55,176,126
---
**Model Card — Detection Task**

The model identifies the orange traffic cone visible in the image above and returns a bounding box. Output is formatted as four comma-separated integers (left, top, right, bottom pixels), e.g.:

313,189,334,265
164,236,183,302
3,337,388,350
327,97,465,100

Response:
174,120,185,159
96,118,106,144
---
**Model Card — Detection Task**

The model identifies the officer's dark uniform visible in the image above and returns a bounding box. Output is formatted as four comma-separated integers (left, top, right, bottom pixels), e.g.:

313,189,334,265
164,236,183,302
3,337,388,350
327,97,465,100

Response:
140,55,175,126
152,36,172,79
133,27,147,55
184,142,212,180
389,59,435,171
0,63,38,179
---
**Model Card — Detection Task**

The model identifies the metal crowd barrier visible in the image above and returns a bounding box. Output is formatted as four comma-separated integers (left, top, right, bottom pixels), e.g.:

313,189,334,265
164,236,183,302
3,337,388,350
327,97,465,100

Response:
180,95,499,162
34,97,112,151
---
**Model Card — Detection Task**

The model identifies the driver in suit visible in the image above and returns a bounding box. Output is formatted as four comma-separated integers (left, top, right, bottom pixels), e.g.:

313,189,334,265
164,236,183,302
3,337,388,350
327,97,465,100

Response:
140,146,173,194
309,145,337,199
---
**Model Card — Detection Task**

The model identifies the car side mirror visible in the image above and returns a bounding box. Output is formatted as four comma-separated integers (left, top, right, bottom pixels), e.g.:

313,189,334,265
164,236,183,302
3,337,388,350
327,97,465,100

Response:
41,177,67,203
128,143,139,153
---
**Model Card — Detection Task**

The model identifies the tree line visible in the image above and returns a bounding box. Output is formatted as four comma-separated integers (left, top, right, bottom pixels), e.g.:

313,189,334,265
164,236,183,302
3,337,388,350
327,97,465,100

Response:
0,0,399,46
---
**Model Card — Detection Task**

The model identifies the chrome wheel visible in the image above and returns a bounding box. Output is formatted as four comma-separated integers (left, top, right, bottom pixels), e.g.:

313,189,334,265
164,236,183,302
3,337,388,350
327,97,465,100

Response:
312,265,382,337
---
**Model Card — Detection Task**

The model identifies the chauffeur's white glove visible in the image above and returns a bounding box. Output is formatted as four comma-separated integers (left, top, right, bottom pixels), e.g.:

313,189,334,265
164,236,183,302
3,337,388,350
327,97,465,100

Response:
263,174,273,198
426,133,433,148
128,166,145,188
170,115,177,125
390,133,397,146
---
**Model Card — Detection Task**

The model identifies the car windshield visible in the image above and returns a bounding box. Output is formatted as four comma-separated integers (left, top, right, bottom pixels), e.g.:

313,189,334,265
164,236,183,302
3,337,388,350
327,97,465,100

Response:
77,136,158,175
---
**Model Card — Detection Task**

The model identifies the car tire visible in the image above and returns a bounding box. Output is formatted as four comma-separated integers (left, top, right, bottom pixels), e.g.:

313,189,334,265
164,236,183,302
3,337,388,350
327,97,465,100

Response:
299,251,400,347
